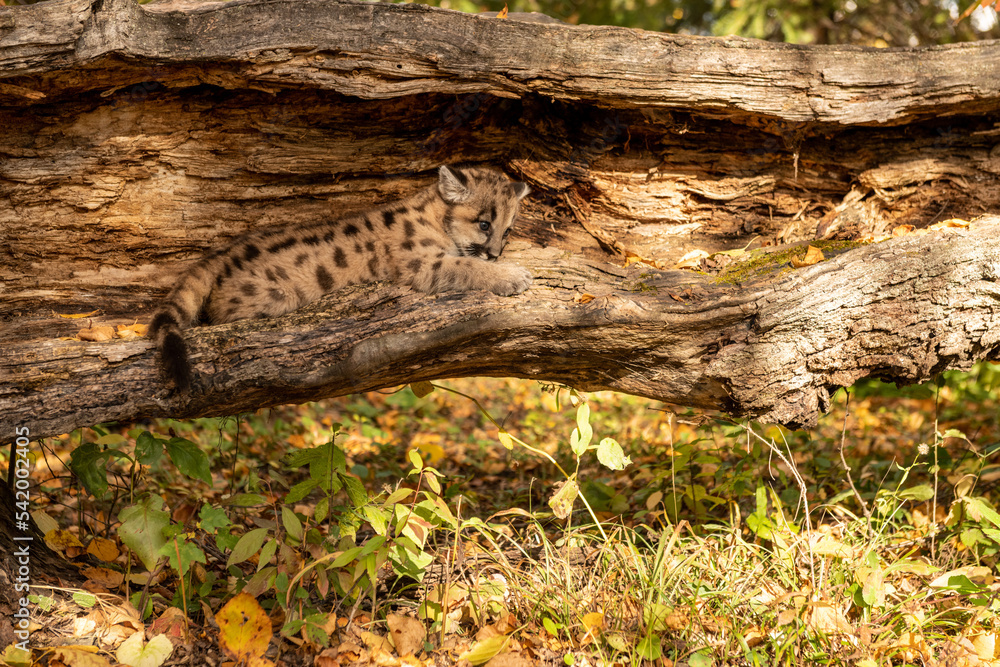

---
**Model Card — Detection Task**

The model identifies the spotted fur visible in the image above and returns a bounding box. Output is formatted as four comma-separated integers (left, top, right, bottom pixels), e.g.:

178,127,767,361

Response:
149,165,532,391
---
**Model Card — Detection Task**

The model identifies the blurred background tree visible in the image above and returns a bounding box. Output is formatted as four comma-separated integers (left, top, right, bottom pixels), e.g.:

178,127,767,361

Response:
396,0,1000,45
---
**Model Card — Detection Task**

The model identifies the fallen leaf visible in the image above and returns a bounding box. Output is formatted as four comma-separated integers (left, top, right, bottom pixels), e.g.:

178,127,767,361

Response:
929,217,970,230
891,224,915,236
48,647,108,667
580,612,604,643
387,613,425,657
117,323,148,339
930,565,993,588
889,631,931,662
58,309,101,319
675,249,709,270
743,626,765,648
148,607,190,642
358,630,392,654
775,609,798,626
46,529,85,552
496,3,508,18
216,593,271,663
82,566,125,589
809,532,852,558
87,537,120,562
806,601,852,634
116,631,173,667
790,245,825,268
971,632,1000,659
574,292,595,304
624,250,665,269
78,326,115,342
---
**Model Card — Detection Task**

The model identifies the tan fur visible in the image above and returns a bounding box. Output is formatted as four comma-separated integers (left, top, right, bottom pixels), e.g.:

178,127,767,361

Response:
149,165,531,390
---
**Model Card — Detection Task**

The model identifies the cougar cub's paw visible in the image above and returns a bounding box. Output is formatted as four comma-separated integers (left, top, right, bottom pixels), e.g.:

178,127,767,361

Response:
489,264,533,296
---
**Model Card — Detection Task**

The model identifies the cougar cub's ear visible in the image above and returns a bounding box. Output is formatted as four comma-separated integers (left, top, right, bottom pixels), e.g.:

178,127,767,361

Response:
438,165,472,204
512,182,530,200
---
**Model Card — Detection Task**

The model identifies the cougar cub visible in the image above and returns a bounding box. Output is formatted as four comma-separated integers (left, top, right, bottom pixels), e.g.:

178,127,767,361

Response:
150,165,531,391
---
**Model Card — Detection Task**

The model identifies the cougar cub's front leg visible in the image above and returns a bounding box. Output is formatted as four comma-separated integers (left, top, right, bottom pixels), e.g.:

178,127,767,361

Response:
409,255,532,296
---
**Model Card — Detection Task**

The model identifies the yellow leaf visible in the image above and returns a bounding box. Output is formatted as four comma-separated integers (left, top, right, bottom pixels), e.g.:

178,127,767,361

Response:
930,565,993,588
216,593,272,662
460,634,510,665
548,479,579,520
58,309,101,319
414,442,446,466
46,529,85,551
498,430,514,451
891,224,915,236
496,3,508,18
582,611,604,632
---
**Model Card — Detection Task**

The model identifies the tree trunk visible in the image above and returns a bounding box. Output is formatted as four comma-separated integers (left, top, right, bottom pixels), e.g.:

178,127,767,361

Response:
2,0,1000,445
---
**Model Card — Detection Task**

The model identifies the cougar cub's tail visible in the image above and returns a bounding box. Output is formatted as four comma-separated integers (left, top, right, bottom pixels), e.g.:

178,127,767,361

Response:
149,259,217,392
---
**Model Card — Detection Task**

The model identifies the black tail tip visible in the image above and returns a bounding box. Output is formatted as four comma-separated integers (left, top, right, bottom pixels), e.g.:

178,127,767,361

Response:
160,331,192,392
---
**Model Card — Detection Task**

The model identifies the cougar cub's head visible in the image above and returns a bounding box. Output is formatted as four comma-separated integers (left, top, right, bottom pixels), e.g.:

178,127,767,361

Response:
438,165,530,261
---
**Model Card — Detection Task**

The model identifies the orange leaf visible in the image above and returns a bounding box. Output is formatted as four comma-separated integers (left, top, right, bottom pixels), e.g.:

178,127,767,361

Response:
86,537,120,562
117,323,148,339
496,3,508,18
574,292,595,304
57,309,101,319
78,326,115,342
790,245,825,268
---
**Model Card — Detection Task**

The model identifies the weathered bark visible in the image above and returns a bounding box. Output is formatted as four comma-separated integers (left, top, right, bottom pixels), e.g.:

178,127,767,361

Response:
1,0,1000,443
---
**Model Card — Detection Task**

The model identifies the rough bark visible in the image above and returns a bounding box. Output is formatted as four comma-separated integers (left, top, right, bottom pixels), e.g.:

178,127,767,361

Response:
1,0,1000,444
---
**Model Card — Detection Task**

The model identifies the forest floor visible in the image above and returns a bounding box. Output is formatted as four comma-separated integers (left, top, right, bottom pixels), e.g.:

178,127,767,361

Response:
11,363,1000,667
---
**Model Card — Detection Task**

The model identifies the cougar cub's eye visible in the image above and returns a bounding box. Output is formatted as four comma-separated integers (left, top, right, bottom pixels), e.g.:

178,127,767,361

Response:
478,220,491,232
502,229,511,238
